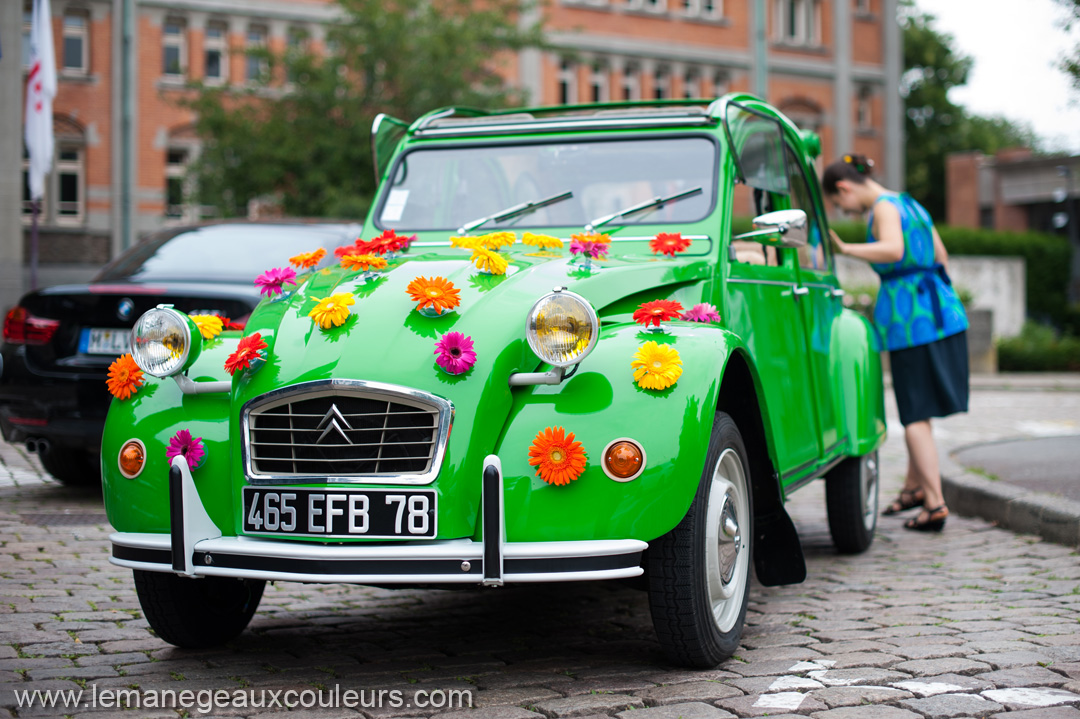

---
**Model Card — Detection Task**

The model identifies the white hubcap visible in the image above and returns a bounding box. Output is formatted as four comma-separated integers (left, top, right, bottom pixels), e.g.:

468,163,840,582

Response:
705,448,750,633
862,453,879,531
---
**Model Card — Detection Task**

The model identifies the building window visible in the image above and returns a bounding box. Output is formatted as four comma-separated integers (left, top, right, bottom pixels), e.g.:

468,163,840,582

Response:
713,69,730,98
683,68,699,99
643,0,666,11
857,86,873,131
775,0,821,46
162,19,187,77
246,25,268,83
625,0,644,10
62,12,89,73
557,58,577,105
204,21,228,83
56,148,84,223
702,0,721,18
622,63,640,101
653,66,670,100
681,0,700,16
590,61,609,103
286,26,308,84
855,0,871,13
21,9,32,68
165,148,188,219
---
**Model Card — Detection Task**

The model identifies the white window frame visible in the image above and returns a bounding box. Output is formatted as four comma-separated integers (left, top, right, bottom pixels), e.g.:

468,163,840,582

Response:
246,24,268,83
621,64,641,101
54,146,85,226
701,0,722,19
713,69,730,99
203,20,228,84
590,61,609,103
682,67,699,99
62,11,89,74
162,18,187,78
855,0,871,14
557,58,577,105
774,0,819,46
624,0,644,10
857,87,873,131
643,0,667,13
653,66,671,100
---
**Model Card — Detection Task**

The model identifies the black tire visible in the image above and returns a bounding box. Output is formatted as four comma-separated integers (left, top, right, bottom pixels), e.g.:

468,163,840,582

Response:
133,570,265,648
39,447,100,486
825,451,879,554
647,411,753,668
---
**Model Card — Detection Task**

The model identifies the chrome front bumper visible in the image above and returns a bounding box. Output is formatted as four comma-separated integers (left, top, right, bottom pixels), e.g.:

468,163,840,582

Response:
109,455,646,585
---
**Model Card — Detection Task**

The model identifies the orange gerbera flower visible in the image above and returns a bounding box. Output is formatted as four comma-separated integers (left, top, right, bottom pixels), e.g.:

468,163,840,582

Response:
340,254,388,272
650,232,692,257
528,426,587,487
633,299,684,328
106,354,144,400
406,276,461,313
289,248,327,269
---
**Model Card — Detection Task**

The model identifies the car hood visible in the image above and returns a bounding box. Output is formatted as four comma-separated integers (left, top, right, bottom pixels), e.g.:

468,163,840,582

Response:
232,245,712,401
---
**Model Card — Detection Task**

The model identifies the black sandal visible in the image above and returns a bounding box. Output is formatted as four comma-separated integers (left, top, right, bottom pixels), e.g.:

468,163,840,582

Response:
904,505,948,532
882,488,925,515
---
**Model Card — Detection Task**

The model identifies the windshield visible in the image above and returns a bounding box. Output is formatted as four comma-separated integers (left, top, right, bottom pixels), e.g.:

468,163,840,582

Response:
94,224,353,283
375,136,717,232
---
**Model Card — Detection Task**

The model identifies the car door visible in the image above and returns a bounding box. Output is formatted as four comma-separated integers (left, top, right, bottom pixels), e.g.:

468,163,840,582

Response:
721,102,821,478
784,144,844,457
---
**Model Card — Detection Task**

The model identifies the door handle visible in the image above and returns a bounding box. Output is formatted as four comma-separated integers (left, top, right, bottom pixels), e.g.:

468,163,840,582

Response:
830,288,845,299
792,286,809,298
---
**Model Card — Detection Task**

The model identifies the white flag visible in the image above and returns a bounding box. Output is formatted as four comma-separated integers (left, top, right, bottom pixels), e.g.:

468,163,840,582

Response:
25,0,57,202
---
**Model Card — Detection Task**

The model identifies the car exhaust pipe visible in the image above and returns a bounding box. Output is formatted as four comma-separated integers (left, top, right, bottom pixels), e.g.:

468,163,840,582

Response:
25,438,50,455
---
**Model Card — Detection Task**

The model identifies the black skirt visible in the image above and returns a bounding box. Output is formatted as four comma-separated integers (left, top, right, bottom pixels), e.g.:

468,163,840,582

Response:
890,330,970,426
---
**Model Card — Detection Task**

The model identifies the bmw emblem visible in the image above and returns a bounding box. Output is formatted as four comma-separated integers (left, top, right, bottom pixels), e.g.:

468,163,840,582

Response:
117,298,135,321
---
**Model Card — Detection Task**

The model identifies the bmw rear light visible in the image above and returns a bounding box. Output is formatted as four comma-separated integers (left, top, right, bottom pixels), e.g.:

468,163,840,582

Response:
3,306,61,346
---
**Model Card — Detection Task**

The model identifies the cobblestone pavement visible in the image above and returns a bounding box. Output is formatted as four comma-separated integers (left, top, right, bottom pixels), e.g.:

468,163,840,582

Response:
1,388,1079,718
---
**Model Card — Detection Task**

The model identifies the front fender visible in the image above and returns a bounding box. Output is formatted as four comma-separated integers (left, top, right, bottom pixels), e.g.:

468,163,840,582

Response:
101,334,240,535
496,322,743,543
832,309,886,456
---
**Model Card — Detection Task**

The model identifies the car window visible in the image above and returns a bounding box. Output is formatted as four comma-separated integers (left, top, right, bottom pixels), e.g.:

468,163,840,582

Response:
785,146,831,274
95,225,350,283
729,182,781,267
374,136,717,232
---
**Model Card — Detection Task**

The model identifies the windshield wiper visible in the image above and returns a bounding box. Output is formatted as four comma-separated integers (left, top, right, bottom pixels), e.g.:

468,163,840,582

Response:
457,190,573,235
586,187,704,232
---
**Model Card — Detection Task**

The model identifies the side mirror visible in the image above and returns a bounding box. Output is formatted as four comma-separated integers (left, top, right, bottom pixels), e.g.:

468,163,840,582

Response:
732,209,808,248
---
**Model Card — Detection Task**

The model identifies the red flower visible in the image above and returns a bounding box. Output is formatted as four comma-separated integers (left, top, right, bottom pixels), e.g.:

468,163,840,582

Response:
633,299,684,328
353,229,412,256
650,232,692,257
224,333,268,376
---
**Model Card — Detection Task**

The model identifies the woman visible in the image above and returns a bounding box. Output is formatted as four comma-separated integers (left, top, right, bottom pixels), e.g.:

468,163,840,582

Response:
822,154,969,532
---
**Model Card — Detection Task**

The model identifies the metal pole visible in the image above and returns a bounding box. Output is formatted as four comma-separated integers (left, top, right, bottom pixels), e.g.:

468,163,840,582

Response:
30,200,39,291
1062,165,1080,305
121,0,134,250
754,0,767,100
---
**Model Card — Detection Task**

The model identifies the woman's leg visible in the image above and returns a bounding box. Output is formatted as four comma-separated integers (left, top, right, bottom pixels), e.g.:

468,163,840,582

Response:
905,419,946,517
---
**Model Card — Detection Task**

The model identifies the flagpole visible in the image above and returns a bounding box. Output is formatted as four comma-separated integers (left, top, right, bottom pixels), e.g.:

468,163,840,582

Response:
30,200,39,291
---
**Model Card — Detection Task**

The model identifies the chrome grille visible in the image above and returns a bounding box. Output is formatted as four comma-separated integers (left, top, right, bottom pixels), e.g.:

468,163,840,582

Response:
244,382,451,483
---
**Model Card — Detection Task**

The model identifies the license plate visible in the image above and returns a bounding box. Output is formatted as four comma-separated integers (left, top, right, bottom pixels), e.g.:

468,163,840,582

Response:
242,487,437,539
80,327,131,355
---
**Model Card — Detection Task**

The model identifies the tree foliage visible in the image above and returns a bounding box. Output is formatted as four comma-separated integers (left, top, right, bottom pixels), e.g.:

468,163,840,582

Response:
1057,0,1080,90
185,0,545,219
901,5,1039,219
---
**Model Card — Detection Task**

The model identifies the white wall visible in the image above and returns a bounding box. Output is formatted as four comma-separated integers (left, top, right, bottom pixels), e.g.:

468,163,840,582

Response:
835,255,1027,338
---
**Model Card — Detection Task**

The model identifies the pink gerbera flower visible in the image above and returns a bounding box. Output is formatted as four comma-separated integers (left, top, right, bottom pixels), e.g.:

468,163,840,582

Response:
165,429,206,468
569,239,610,259
434,332,477,375
254,267,298,298
683,303,721,323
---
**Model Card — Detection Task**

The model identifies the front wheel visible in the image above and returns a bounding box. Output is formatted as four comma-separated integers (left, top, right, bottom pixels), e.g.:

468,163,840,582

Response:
133,570,265,648
647,411,753,668
39,447,100,486
825,451,879,554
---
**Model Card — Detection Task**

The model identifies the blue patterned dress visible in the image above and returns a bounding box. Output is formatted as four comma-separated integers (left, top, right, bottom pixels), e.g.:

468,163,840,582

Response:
868,193,968,351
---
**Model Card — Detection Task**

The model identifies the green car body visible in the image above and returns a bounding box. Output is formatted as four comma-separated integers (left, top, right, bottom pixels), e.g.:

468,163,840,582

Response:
102,95,885,665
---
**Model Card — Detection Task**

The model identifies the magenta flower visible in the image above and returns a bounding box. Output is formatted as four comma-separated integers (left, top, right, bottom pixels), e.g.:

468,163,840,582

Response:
166,429,206,468
254,267,298,298
683,303,722,323
569,239,609,259
434,332,477,375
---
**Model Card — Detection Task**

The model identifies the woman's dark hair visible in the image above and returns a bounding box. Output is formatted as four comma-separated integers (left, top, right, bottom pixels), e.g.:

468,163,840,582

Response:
822,153,875,195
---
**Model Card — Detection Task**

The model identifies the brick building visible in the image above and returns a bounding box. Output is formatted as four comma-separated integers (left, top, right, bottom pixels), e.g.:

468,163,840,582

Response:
1,0,903,309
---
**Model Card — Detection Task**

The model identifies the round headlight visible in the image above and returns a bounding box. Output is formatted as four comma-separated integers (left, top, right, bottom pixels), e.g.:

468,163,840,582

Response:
526,288,599,368
130,306,199,378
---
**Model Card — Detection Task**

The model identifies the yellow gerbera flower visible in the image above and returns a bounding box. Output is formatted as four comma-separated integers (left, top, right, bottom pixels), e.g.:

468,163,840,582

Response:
476,231,516,250
471,247,509,275
450,236,483,250
308,292,356,329
189,314,224,340
631,341,683,391
522,232,564,250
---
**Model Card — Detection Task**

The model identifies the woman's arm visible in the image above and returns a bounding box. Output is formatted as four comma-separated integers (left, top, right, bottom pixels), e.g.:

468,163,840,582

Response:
932,226,950,273
830,201,905,264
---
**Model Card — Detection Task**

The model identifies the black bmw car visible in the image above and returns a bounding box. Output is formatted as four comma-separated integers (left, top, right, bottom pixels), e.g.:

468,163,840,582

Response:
0,221,360,485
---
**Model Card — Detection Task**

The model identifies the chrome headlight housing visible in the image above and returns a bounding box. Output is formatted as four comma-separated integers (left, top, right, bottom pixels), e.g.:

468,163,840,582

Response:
526,288,599,367
130,306,201,378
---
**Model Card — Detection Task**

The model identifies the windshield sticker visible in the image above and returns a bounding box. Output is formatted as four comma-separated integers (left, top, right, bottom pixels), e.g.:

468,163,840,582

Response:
381,189,410,222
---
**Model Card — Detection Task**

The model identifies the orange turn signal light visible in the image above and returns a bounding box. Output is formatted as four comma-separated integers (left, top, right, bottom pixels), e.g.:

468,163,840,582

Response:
602,439,645,482
118,439,146,479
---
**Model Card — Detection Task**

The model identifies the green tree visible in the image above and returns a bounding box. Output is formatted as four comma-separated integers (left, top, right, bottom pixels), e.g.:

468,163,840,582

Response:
901,6,1038,219
1057,0,1080,90
185,0,545,219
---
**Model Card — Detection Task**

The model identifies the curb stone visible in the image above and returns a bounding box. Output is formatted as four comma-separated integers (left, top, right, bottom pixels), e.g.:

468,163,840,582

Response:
942,469,1080,549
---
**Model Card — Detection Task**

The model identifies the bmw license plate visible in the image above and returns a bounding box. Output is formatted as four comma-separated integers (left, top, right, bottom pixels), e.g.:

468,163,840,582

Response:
242,487,437,539
80,328,131,355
